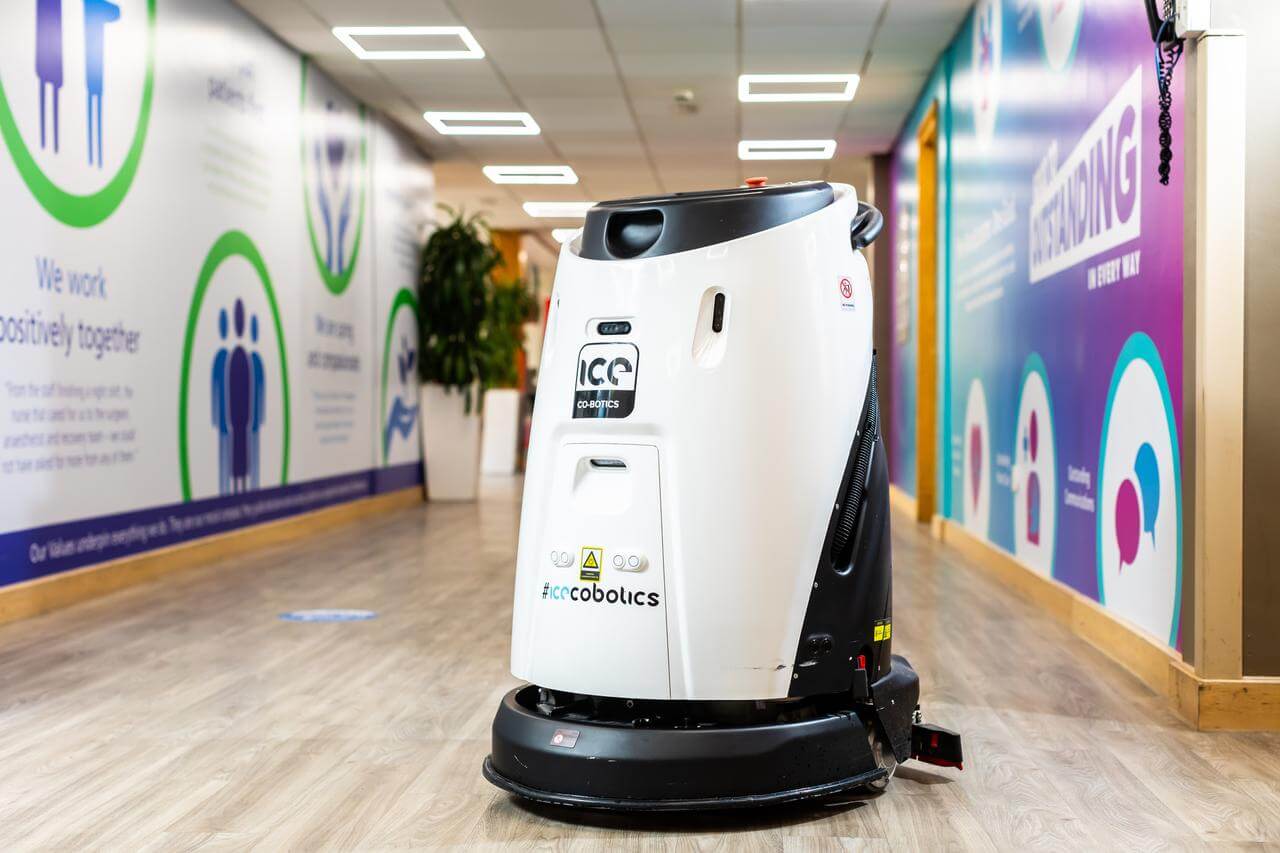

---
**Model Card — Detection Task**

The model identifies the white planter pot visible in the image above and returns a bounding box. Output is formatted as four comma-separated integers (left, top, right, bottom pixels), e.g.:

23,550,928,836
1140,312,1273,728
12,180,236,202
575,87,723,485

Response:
481,388,521,475
419,383,482,501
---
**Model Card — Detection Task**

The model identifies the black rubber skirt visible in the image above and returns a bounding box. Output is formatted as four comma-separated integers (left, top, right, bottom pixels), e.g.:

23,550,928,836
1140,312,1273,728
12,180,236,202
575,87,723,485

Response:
482,686,884,811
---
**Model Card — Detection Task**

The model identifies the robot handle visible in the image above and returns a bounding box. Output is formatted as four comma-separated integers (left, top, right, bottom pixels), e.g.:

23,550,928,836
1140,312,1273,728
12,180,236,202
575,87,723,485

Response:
850,201,884,250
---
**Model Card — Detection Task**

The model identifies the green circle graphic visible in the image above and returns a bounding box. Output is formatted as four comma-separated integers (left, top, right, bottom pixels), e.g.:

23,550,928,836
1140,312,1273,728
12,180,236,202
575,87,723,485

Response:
380,288,419,464
178,231,291,501
1095,332,1182,647
0,0,157,228
300,56,368,296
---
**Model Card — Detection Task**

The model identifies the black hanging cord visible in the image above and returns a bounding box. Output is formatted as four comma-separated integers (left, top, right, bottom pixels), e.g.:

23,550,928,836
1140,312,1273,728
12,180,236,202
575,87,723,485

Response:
1152,0,1184,186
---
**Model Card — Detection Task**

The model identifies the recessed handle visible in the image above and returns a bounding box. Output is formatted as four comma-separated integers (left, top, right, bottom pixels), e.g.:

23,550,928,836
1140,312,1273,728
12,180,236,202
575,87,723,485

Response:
712,293,726,333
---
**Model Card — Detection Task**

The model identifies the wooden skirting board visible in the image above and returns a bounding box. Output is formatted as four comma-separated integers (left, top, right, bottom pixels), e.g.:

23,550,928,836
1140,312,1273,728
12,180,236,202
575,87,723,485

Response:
0,487,425,629
888,484,1280,731
887,482,917,519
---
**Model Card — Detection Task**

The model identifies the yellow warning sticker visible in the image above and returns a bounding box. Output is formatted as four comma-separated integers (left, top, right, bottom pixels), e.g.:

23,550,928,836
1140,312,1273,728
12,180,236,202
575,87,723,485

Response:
873,619,893,642
579,546,603,582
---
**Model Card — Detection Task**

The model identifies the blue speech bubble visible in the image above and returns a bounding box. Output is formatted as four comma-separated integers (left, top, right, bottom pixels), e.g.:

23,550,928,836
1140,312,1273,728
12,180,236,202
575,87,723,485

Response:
1133,442,1160,542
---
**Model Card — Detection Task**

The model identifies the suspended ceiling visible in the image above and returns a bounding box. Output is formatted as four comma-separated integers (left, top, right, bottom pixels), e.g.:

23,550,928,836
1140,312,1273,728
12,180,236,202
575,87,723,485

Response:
235,0,972,230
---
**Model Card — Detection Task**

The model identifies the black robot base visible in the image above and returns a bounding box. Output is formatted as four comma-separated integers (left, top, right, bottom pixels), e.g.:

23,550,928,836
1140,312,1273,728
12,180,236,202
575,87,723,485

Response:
483,656,960,812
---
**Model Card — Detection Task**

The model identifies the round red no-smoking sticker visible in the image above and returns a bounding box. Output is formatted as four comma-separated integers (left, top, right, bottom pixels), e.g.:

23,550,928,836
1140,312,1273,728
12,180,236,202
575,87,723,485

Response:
839,277,853,299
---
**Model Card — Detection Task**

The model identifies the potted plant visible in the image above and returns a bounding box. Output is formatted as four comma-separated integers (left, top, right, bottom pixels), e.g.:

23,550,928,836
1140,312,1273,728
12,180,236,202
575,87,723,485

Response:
481,279,537,474
417,208,499,500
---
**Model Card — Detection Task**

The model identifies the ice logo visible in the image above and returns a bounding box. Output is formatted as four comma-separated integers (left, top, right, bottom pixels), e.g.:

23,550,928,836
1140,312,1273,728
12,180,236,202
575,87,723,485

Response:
1114,442,1160,570
35,0,121,167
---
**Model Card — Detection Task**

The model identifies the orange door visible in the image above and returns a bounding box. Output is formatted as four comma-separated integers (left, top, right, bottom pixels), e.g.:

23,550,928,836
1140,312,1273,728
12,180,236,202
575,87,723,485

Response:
915,103,939,523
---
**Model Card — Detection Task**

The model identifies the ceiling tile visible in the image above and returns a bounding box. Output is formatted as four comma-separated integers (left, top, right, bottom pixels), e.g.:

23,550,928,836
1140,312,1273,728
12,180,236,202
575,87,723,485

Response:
741,25,875,71
301,0,458,26
604,26,736,55
504,73,626,99
743,0,885,28
234,0,967,229
597,0,737,28
451,0,597,29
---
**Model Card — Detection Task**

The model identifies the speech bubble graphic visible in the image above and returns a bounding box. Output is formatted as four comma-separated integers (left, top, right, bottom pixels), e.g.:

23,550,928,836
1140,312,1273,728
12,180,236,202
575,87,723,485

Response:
1029,409,1039,461
1115,478,1141,569
970,425,983,507
1134,441,1160,542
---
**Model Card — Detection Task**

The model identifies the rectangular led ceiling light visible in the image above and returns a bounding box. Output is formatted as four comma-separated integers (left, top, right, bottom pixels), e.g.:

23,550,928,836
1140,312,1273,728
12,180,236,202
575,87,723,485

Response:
523,202,595,218
738,139,837,160
483,165,579,185
332,26,484,60
552,228,580,243
738,73,859,103
424,111,541,136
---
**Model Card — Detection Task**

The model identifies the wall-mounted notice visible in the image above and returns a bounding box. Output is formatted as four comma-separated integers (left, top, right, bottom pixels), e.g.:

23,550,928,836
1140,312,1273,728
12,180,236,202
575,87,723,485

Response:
0,0,433,586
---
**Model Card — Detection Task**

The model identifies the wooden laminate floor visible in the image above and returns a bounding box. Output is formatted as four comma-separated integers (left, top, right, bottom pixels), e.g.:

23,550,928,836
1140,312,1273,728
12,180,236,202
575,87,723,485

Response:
2,478,1279,851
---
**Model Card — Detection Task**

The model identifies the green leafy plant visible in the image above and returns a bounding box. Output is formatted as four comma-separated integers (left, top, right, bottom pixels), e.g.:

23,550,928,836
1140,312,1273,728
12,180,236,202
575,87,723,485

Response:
417,207,499,411
483,279,538,390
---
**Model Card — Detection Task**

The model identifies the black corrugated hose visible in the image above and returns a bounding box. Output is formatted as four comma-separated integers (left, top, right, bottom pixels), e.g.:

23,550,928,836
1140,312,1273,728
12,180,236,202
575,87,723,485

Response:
832,356,880,558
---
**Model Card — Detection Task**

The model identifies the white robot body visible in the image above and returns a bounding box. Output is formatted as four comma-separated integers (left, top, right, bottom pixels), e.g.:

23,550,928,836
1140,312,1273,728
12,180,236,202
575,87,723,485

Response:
510,182,872,701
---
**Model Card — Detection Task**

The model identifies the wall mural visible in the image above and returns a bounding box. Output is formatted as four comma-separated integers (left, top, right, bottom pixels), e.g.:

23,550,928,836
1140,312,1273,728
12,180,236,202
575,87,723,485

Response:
0,0,434,584
886,0,1185,647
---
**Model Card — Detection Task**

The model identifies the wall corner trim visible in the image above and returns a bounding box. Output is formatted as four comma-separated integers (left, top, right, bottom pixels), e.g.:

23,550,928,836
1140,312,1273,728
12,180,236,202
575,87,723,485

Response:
1191,27,1249,679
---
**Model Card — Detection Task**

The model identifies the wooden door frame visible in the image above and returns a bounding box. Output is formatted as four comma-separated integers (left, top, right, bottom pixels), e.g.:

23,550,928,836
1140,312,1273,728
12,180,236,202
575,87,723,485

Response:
915,103,940,524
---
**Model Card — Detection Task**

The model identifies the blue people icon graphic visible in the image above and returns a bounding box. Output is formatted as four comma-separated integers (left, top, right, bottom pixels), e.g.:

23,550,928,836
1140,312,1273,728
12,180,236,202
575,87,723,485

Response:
84,0,122,168
314,100,354,276
227,301,252,493
32,0,122,165
383,335,420,456
211,299,267,495
211,308,231,494
249,315,266,490
36,0,64,152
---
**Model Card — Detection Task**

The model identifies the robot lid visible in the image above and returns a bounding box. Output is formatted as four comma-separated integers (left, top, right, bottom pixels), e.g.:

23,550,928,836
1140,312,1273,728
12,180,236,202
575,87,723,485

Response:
577,180,835,262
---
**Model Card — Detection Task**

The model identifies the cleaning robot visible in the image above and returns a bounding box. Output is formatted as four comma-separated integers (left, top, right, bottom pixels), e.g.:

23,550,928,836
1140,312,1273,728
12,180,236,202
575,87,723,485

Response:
483,180,962,810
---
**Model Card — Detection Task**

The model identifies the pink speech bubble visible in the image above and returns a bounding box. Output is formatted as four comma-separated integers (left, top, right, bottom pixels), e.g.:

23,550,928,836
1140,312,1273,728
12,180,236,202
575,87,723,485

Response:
1115,478,1141,569
969,425,983,507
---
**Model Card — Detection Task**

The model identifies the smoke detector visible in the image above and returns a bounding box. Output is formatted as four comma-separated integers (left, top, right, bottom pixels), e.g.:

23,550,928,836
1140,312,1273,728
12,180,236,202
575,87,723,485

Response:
673,89,698,115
